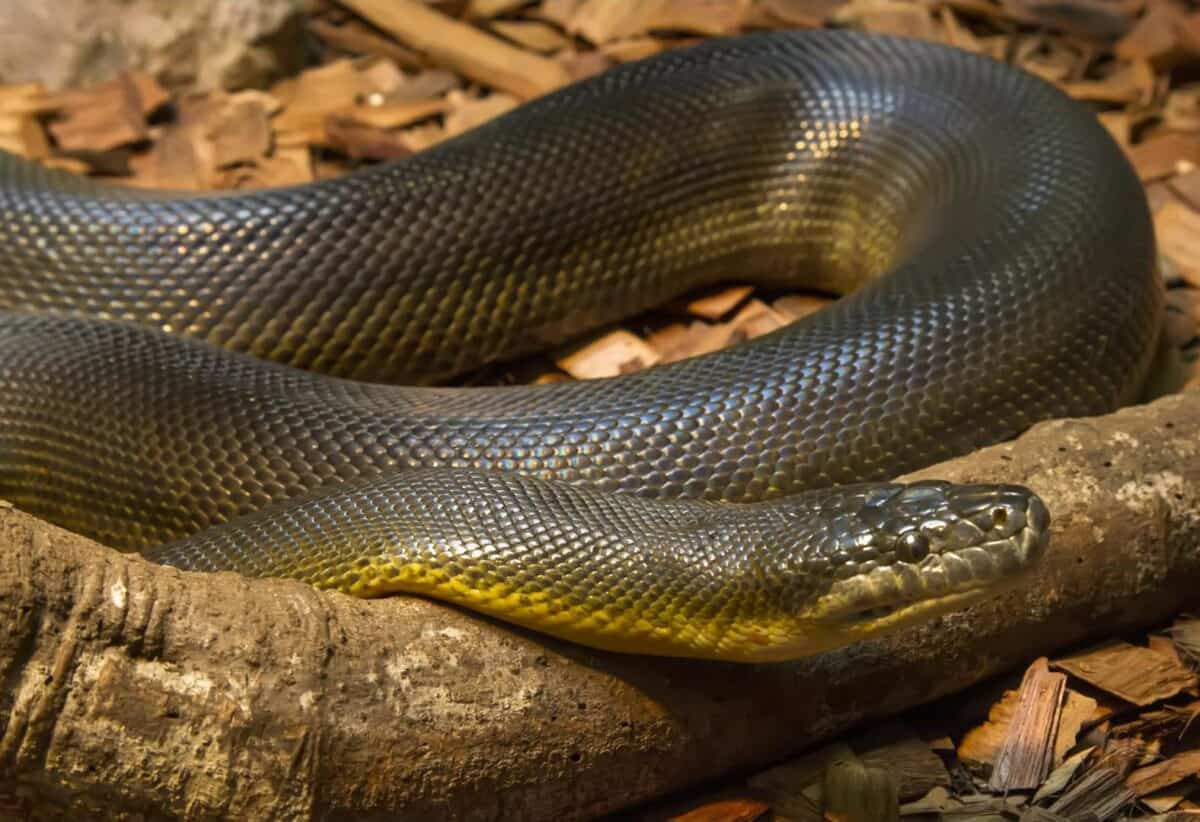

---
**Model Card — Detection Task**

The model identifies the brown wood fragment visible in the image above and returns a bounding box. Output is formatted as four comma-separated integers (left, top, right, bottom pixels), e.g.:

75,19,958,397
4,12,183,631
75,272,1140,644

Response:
465,0,535,18
568,0,655,44
0,113,50,159
340,98,447,130
1127,750,1200,797
556,49,615,80
126,125,215,191
746,740,856,801
1169,169,1200,211
1165,86,1200,134
643,0,751,36
1170,616,1200,665
729,299,789,340
216,148,314,190
387,70,462,104
47,74,149,154
853,722,951,802
1053,640,1199,706
443,91,520,137
657,320,736,363
555,330,661,378
600,38,669,63
773,294,832,321
822,759,899,822
1032,746,1096,804
205,100,274,168
1115,3,1197,71
0,82,53,116
1048,761,1136,818
1156,202,1200,287
309,18,428,71
1128,134,1200,182
271,59,375,145
666,795,771,822
960,682,1096,772
325,117,414,160
989,658,1067,792
489,19,572,53
685,285,754,320
834,0,942,41
340,0,571,99
645,322,692,355
752,0,847,28
1142,777,1198,813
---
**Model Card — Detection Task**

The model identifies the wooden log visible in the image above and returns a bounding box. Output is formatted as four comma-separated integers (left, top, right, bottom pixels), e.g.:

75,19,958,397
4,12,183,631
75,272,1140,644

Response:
3,390,1200,819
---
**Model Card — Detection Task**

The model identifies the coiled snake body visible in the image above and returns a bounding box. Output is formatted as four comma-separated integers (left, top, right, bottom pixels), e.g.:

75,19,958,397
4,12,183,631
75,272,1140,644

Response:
0,31,1161,660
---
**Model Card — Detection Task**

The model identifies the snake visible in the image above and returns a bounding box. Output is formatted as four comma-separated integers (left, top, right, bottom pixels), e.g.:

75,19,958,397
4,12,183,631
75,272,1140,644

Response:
0,30,1162,661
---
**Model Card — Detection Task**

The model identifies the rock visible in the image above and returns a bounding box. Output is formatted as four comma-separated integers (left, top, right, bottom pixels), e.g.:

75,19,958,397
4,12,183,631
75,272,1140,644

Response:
0,0,308,93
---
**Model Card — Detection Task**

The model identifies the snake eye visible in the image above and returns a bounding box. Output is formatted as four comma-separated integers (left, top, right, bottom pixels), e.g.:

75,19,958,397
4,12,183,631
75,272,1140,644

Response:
896,531,930,563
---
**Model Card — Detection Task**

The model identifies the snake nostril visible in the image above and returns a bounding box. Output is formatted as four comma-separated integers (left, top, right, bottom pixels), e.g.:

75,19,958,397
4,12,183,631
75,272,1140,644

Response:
993,507,1008,527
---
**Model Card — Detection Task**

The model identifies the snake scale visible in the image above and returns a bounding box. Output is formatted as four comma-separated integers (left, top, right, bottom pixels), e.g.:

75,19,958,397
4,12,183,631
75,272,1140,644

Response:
0,30,1162,660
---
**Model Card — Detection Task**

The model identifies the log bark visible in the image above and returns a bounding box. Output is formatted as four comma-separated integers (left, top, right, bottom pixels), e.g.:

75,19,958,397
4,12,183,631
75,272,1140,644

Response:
2,391,1200,820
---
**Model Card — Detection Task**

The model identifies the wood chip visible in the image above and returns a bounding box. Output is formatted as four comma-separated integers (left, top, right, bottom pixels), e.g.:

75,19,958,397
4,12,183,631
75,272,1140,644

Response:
1115,2,1195,71
834,0,943,40
1032,746,1096,804
465,0,534,18
1141,777,1198,812
729,299,789,340
443,91,520,137
1053,640,1199,706
340,98,448,130
126,125,215,190
1165,86,1200,134
854,722,951,802
1128,134,1200,182
325,116,414,159
1048,762,1136,818
0,112,50,159
600,37,669,62
753,0,847,28
747,740,856,800
656,320,736,363
340,0,571,99
959,681,1097,772
989,658,1067,792
773,294,832,321
1127,749,1200,797
643,0,751,36
1156,201,1200,287
568,0,655,43
205,99,273,168
47,74,150,154
272,59,374,139
489,20,572,53
666,795,770,822
309,18,428,71
555,330,661,379
684,285,754,320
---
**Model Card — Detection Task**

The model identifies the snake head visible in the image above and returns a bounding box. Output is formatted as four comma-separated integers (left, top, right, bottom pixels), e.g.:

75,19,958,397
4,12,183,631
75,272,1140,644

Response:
761,480,1049,659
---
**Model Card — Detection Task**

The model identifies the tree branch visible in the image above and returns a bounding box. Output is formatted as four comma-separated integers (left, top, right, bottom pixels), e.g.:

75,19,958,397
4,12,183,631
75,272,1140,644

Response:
3,392,1200,820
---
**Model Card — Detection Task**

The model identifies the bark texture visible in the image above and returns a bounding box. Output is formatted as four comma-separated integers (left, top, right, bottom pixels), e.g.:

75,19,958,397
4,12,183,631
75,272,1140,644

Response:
2,392,1199,820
